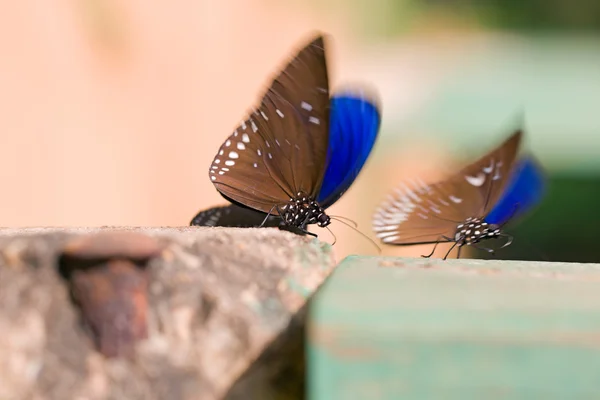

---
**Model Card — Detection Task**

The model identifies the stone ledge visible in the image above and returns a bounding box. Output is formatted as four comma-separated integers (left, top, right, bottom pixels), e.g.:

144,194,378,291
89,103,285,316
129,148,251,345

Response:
0,227,335,400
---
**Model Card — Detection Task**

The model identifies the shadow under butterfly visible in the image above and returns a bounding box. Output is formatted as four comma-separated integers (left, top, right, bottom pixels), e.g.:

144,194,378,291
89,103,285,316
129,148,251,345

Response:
372,130,546,259
193,34,381,238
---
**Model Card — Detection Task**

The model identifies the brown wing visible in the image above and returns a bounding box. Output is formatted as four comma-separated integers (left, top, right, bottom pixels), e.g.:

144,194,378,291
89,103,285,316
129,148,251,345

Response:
372,130,523,245
208,35,330,214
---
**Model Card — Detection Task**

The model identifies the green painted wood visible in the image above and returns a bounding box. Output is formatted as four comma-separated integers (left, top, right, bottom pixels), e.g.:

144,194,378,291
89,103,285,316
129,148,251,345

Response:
308,256,600,400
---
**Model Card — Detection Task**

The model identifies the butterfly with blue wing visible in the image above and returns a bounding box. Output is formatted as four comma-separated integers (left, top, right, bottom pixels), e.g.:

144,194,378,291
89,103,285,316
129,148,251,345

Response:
193,87,381,230
199,34,381,236
372,129,546,259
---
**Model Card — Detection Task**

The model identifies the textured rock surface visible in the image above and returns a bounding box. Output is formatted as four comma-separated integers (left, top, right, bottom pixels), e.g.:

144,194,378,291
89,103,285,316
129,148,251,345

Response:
0,227,336,400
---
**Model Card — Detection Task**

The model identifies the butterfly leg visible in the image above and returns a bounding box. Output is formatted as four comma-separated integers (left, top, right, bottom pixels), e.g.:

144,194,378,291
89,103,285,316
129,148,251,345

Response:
298,214,318,238
293,219,318,237
421,236,452,258
421,242,440,258
443,242,459,260
259,204,279,228
277,210,317,237
301,229,318,238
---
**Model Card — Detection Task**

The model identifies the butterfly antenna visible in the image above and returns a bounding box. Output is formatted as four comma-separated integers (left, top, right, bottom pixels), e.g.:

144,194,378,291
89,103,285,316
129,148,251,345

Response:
325,226,337,246
499,233,514,249
329,214,358,228
330,217,381,254
514,234,550,261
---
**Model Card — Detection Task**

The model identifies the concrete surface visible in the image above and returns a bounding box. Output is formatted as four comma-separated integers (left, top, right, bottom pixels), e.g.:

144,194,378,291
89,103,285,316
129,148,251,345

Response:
0,226,335,400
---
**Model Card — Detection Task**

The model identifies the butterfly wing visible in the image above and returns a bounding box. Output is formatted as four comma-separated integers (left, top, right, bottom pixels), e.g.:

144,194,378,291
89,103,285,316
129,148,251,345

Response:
317,87,381,209
484,156,546,226
372,130,523,244
196,85,379,228
209,35,330,214
190,204,280,227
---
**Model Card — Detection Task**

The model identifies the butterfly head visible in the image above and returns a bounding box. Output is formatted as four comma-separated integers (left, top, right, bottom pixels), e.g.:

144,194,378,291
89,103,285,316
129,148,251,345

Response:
454,217,501,247
281,192,331,229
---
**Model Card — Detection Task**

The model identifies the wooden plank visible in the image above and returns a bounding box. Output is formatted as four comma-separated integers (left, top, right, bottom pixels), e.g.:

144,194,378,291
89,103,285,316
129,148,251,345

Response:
308,256,600,400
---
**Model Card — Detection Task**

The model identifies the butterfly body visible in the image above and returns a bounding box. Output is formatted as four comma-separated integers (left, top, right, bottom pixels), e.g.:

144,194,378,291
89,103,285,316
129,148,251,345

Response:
453,218,500,247
281,191,330,229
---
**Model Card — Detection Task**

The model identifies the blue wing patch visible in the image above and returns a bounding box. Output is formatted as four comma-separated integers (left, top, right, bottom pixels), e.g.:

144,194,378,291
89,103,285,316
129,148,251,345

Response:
317,88,381,209
485,156,546,226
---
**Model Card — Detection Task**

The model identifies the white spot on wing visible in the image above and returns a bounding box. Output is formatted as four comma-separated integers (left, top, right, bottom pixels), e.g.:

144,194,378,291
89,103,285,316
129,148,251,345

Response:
308,116,320,125
276,109,284,118
483,159,494,173
242,133,250,143
257,149,262,156
229,151,239,159
237,142,245,150
225,160,235,166
260,111,268,120
465,173,486,187
253,163,258,168
301,101,312,111
214,159,221,164
211,176,216,181
251,121,258,132
225,140,231,147
449,195,462,203
241,121,246,130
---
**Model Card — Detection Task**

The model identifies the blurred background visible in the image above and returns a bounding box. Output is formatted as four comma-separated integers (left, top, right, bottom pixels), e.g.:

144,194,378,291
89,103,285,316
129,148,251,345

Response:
0,0,598,262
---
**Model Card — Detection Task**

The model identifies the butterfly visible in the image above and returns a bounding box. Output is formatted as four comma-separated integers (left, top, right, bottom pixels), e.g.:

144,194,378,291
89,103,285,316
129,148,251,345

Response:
372,129,546,259
202,34,381,236
193,89,381,230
